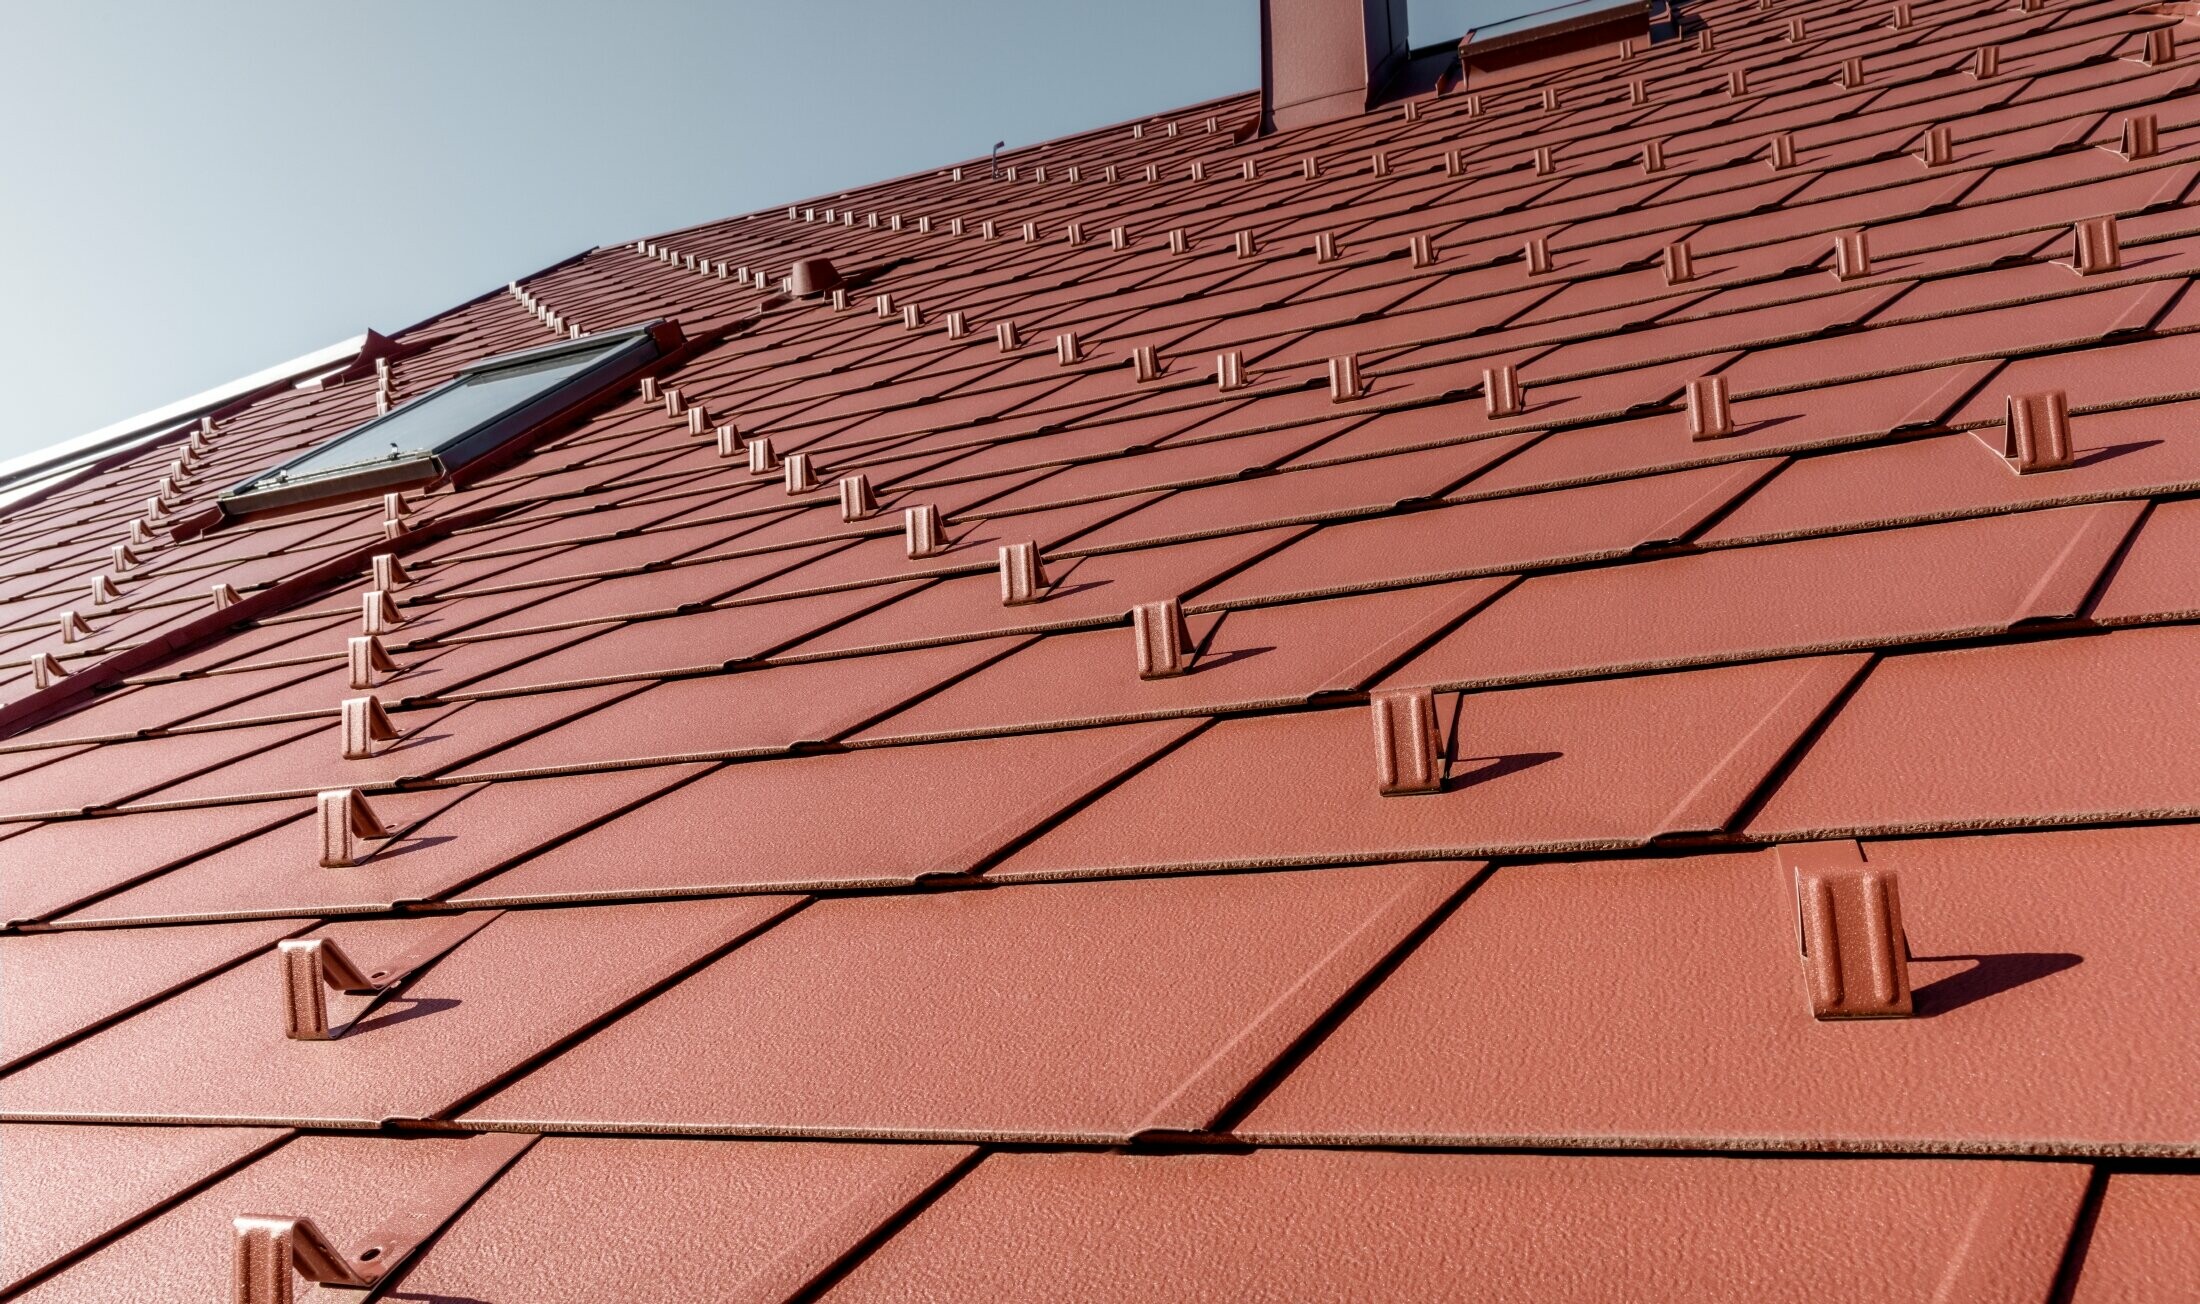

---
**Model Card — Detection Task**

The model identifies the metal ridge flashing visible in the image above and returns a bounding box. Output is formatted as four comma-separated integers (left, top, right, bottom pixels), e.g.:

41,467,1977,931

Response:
0,335,368,519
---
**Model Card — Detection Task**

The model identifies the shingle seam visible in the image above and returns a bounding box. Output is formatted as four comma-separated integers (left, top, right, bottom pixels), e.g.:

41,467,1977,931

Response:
0,920,316,1068
0,1127,298,1299
65,437,2179,714
712,65,2193,387
0,808,302,929
724,200,2178,466
702,142,2059,431
415,893,813,1124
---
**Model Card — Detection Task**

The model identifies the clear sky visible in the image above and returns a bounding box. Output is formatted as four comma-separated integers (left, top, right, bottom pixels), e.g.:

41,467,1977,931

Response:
0,1,1489,465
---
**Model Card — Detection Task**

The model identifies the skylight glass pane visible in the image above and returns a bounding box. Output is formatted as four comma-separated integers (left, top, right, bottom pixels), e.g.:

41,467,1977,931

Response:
1464,0,1638,41
236,342,620,492
213,322,675,517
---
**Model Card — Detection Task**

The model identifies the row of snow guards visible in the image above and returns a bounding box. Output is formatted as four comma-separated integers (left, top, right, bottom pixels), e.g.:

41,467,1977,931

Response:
5,0,2200,1297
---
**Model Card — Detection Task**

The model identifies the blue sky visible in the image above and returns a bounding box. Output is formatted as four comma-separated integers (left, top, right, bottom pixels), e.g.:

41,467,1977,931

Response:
0,1,1489,464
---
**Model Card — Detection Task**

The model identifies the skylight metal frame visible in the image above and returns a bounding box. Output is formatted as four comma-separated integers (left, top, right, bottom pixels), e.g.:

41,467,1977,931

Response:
216,319,679,517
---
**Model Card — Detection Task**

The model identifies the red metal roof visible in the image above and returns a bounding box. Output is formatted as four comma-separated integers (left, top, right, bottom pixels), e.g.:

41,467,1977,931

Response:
5,0,2199,1294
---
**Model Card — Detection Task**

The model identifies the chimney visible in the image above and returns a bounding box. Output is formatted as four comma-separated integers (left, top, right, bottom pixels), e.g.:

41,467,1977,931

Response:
1260,0,1412,133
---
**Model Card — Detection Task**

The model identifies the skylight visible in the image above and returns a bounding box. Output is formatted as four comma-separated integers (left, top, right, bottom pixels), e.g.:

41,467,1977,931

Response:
217,320,678,516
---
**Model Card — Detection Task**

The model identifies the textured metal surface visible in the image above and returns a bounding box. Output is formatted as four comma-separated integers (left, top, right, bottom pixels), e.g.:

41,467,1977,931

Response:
449,637,1021,776
6,0,2200,1288
0,917,302,1071
57,765,703,924
0,898,795,1125
851,579,1497,743
394,1137,974,1303
1752,626,2200,839
1700,398,2200,548
824,1149,2086,1303
1241,825,2200,1154
0,1122,289,1292
2090,497,2200,625
129,682,639,806
1199,461,1768,605
2068,1173,2200,1302
1388,502,2140,689
13,1133,516,1304
456,719,1198,903
465,862,1468,1140
782,528,1302,658
997,656,1863,876
0,800,296,925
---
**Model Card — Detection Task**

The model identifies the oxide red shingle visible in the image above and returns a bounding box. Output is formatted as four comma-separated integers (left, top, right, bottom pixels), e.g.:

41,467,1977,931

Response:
2,0,2194,1292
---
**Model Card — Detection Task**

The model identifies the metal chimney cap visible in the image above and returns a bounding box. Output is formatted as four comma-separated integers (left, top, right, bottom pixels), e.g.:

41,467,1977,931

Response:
788,257,843,298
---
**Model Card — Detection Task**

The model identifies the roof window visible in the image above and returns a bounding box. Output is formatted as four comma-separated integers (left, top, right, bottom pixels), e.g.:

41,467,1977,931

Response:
216,319,679,516
1456,0,1650,79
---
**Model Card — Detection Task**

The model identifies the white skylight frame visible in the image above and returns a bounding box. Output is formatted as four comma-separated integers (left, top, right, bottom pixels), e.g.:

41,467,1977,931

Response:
216,320,680,516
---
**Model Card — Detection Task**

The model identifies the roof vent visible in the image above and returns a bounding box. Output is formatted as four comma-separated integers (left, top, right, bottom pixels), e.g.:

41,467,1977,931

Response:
787,257,842,298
